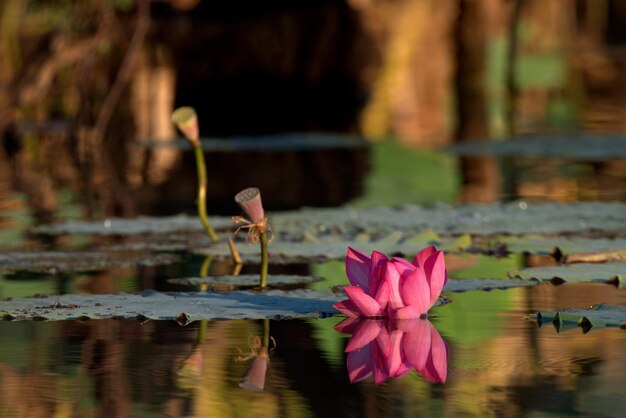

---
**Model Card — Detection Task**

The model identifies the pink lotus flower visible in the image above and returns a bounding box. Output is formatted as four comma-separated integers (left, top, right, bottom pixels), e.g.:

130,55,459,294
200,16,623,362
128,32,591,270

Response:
333,248,390,318
333,246,447,319
387,246,448,318
335,318,448,384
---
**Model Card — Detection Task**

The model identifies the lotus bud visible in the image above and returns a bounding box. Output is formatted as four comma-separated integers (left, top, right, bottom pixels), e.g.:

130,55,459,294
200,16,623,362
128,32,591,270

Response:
235,187,265,226
171,106,200,147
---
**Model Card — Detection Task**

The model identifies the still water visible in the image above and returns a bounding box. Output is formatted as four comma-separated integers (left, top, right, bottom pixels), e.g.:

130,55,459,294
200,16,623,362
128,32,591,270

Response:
1,280,625,418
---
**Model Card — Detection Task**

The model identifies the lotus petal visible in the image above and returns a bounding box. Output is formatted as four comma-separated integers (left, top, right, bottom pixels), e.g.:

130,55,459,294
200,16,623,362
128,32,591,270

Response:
344,286,385,317
346,247,371,291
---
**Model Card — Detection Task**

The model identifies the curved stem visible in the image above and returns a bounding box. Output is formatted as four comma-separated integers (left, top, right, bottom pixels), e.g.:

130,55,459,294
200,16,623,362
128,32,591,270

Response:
194,145,218,242
259,230,268,289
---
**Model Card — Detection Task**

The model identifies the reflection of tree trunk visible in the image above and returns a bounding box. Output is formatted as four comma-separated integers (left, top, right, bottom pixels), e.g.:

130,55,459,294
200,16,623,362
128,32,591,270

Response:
128,45,178,188
454,0,500,203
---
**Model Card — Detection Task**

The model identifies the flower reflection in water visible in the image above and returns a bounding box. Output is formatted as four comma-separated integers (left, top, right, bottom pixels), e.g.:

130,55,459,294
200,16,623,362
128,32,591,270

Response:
335,318,448,384
236,334,276,392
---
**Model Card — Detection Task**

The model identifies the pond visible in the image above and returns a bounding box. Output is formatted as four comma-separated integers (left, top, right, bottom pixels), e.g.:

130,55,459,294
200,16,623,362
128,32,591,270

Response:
4,1,626,416
1,280,625,417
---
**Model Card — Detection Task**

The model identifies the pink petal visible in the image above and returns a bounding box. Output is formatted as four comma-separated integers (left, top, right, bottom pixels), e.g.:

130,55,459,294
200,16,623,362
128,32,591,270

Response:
334,317,361,334
400,319,432,372
345,247,371,292
373,275,390,310
386,261,404,310
386,330,404,376
399,267,432,314
412,245,438,268
424,251,447,306
347,347,372,383
391,304,424,319
345,320,384,352
368,251,388,296
371,341,390,384
344,286,385,317
420,323,449,384
333,300,359,318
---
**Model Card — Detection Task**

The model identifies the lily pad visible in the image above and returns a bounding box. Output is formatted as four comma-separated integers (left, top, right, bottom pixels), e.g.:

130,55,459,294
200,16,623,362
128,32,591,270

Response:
0,251,180,273
33,202,626,238
167,274,322,287
0,289,343,322
194,231,469,261
32,215,233,236
530,304,626,332
511,262,626,286
495,235,626,256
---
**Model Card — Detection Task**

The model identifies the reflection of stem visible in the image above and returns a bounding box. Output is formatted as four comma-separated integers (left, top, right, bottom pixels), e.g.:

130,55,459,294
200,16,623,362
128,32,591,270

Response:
194,145,218,242
228,237,242,265
200,256,212,277
197,320,207,345
263,319,270,348
259,231,268,289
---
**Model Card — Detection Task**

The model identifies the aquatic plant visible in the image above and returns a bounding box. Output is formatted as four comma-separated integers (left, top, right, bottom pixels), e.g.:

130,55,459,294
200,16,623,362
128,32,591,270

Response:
335,318,448,384
334,246,447,318
234,187,270,289
237,320,276,391
171,106,218,242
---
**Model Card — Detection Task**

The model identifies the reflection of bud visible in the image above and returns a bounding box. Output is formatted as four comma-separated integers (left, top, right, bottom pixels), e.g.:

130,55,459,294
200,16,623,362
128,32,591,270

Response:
171,106,200,147
235,187,265,225
239,347,269,392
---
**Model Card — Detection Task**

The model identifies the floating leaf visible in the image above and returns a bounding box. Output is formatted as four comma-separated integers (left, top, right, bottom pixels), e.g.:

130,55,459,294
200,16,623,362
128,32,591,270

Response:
0,289,343,322
33,202,626,237
530,304,626,332
167,275,321,287
0,251,179,273
495,235,626,256
511,262,626,286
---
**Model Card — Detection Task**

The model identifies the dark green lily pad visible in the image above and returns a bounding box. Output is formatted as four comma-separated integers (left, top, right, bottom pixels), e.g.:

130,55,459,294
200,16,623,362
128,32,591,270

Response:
496,235,626,255
167,274,322,287
32,215,233,236
447,133,626,159
530,304,626,332
0,289,343,322
510,262,626,286
194,230,470,261
33,202,626,237
0,251,180,273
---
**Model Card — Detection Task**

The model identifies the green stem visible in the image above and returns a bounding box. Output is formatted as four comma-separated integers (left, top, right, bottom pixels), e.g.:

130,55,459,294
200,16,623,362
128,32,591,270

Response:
259,230,268,289
194,145,218,242
263,319,270,348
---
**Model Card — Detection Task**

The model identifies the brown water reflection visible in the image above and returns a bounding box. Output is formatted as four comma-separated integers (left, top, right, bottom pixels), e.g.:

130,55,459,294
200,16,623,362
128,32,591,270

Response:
0,284,625,417
2,0,626,221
